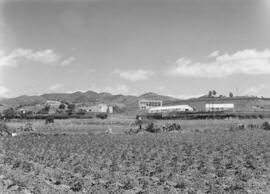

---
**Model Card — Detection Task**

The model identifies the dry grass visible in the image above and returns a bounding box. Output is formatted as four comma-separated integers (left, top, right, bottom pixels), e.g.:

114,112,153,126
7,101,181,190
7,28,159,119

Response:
1,129,270,193
1,116,270,193
4,116,269,135
5,117,136,134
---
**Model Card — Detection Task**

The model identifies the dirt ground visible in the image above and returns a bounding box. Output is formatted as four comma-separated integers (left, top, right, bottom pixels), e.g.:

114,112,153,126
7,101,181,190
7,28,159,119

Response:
1,117,270,193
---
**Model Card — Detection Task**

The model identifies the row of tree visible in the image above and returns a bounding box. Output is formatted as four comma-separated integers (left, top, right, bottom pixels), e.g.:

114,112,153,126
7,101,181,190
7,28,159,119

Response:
208,90,234,98
1,102,77,119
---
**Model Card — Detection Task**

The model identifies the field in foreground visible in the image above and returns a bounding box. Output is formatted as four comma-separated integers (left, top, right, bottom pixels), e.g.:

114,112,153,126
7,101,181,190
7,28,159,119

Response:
1,128,270,193
5,117,270,135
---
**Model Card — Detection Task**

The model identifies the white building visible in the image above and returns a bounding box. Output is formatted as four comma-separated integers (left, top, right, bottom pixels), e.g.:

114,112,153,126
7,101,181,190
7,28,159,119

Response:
78,104,113,113
138,100,163,110
46,100,61,106
108,106,113,113
205,103,234,112
46,100,63,114
89,104,108,113
148,105,194,113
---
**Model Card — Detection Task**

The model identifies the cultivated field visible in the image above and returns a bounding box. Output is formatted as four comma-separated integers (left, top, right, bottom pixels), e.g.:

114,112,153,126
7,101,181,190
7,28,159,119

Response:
4,116,270,134
1,117,270,193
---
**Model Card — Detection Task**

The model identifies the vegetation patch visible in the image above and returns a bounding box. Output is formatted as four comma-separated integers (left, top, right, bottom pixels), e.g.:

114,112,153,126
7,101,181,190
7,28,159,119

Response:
1,129,270,193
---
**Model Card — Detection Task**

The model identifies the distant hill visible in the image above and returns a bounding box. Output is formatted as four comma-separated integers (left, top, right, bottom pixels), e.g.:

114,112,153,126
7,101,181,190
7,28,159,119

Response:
2,91,269,113
0,91,178,113
138,92,177,101
0,95,46,108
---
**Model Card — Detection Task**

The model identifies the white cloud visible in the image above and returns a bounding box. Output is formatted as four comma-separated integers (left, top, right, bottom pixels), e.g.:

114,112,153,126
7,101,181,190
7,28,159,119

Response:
0,48,74,68
209,50,219,58
169,49,270,78
245,84,267,95
0,86,9,97
49,83,64,91
157,85,165,91
113,69,154,81
61,56,75,66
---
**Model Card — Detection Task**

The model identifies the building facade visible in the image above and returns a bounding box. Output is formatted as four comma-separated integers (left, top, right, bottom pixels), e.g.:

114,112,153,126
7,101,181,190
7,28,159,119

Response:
77,104,113,113
167,97,270,112
46,100,62,106
138,99,163,110
148,105,194,113
205,103,234,112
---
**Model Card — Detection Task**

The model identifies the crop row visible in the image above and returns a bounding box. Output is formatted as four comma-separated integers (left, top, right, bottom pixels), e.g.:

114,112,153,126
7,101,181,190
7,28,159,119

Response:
2,130,270,193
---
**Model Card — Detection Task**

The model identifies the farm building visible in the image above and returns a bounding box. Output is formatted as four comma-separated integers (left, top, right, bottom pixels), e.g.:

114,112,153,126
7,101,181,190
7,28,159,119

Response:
77,104,113,113
138,99,163,110
17,104,44,115
46,100,63,114
165,97,270,112
148,105,194,113
205,103,234,112
46,100,62,106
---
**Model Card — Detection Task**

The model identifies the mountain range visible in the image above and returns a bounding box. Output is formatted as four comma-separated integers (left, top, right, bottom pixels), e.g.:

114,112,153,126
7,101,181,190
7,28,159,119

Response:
0,91,179,113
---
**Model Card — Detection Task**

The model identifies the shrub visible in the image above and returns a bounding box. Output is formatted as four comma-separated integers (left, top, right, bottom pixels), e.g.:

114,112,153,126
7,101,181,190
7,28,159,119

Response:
59,103,66,109
45,115,54,124
261,121,270,130
145,123,160,133
0,122,11,136
96,113,108,119
2,108,15,119
24,122,33,132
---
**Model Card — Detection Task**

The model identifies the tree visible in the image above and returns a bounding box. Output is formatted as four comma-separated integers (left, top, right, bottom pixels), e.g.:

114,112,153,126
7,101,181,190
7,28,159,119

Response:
229,92,234,98
208,91,213,97
212,90,217,96
59,103,66,109
67,104,76,115
3,108,16,119
38,105,50,114
67,103,75,110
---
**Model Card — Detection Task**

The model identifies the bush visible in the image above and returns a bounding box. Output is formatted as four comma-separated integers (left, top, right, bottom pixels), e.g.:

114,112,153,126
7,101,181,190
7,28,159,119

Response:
45,115,54,124
59,103,66,109
38,105,50,114
2,108,15,119
145,123,160,133
24,122,33,132
96,113,108,119
162,123,181,132
0,122,11,136
261,122,270,130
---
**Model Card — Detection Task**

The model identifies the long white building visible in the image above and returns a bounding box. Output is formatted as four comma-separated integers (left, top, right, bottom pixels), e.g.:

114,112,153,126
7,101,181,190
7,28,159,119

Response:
77,104,113,113
138,99,163,110
148,105,194,113
205,103,234,112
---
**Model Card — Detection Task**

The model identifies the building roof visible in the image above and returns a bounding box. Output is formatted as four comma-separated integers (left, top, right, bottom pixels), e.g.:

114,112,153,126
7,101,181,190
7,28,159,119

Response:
205,103,234,108
150,105,193,111
17,104,44,113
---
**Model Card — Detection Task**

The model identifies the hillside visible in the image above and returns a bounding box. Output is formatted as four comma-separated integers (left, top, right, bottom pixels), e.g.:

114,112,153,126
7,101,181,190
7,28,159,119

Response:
2,91,270,113
0,91,178,113
167,96,270,112
0,95,46,108
122,92,179,113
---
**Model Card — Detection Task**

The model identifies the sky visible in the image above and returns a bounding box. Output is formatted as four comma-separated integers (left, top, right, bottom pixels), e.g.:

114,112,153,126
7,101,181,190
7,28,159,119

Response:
0,0,270,98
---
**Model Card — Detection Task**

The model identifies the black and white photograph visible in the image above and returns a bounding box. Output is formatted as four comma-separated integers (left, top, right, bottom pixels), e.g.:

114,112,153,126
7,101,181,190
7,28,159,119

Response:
1,0,270,193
